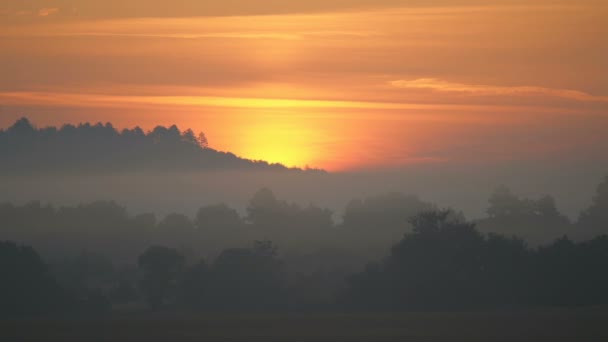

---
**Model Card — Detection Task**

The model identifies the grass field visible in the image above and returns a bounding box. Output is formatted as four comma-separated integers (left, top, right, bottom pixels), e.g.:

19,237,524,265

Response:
4,311,608,341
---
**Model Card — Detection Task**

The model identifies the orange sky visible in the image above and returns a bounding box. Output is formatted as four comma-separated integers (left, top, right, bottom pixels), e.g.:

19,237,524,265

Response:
1,1,607,170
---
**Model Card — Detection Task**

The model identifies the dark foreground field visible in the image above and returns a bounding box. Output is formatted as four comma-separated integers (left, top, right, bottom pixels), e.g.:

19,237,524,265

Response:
4,311,608,342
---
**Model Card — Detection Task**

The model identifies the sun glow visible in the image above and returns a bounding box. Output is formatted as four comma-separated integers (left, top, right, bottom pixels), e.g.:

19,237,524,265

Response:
225,110,328,168
1,2,606,170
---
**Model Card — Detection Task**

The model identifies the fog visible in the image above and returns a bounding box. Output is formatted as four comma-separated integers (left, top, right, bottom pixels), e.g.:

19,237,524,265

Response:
1,117,608,320
1,160,605,220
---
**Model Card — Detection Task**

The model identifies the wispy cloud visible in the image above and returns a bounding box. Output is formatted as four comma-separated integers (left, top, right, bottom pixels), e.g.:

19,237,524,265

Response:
390,78,608,102
37,8,59,17
0,31,375,40
0,13,377,40
15,10,33,16
0,90,590,118
0,8,59,17
0,91,450,110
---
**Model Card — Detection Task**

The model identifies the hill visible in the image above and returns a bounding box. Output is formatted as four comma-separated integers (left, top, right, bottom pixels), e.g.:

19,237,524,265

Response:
0,118,323,175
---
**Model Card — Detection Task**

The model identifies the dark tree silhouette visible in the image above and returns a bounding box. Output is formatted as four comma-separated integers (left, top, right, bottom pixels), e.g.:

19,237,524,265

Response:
577,176,608,239
0,176,608,313
340,193,436,255
0,117,318,175
209,240,285,310
138,246,185,310
0,241,65,316
178,260,211,310
478,186,571,245
196,203,243,231
342,207,608,311
343,193,435,231
156,213,195,246
246,188,334,248
52,251,115,296
246,188,291,228
386,211,486,310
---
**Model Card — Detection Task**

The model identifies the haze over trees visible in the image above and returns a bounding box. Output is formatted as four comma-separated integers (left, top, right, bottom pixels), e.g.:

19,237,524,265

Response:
3,0,607,336
138,246,185,310
341,211,608,311
476,186,572,245
577,176,608,239
0,174,607,316
2,207,608,316
1,117,604,225
1,117,608,317
0,241,64,316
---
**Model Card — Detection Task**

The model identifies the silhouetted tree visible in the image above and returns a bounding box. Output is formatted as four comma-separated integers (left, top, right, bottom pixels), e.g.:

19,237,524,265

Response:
388,211,486,310
195,203,242,231
487,186,530,218
247,188,291,228
178,259,211,310
52,251,115,296
138,246,185,310
0,241,66,316
1,175,608,313
209,240,285,310
342,211,526,311
534,236,579,306
0,117,299,175
197,132,209,149
575,235,608,305
246,188,335,248
340,193,436,255
343,193,435,231
478,186,571,245
156,213,195,246
577,176,608,239
482,233,532,307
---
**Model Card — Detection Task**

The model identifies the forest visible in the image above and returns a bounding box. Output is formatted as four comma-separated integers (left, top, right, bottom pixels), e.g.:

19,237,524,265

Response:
1,175,607,316
0,118,321,175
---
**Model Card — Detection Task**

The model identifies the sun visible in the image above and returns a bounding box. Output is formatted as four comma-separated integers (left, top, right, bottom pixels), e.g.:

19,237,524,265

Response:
234,111,324,168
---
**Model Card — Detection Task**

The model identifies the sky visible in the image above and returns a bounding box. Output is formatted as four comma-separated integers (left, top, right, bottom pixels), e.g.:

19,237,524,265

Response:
1,0,607,171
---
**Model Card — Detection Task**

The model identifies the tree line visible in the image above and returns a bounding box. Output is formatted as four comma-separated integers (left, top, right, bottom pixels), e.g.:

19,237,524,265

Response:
0,117,322,175
1,177,606,261
2,213,608,316
0,176,607,316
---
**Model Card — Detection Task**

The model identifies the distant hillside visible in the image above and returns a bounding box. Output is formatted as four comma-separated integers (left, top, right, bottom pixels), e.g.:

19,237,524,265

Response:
0,118,324,175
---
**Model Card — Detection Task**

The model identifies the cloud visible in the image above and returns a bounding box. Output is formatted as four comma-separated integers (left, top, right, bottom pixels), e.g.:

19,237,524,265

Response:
0,7,59,18
0,91,442,111
15,10,33,16
0,29,372,41
1,90,581,115
390,78,608,103
37,8,59,17
0,1,455,20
